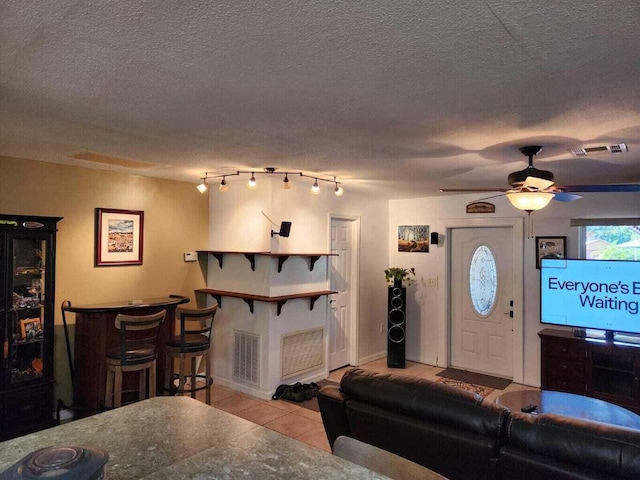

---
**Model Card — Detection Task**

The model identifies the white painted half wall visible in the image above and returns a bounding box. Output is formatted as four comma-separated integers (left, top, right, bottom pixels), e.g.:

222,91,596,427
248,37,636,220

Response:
206,177,389,395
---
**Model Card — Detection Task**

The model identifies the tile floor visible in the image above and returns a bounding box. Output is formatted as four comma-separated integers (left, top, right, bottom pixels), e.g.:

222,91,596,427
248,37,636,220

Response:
194,358,537,453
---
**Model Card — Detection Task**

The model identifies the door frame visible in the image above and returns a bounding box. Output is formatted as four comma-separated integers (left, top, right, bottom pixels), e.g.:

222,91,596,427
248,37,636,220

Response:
328,214,361,368
443,217,525,384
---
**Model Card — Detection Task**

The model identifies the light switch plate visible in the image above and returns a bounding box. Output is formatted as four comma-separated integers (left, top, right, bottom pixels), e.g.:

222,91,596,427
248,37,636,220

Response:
184,251,197,262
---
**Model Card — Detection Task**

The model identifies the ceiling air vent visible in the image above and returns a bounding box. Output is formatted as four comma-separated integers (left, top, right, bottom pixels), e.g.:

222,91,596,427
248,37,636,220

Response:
570,143,628,157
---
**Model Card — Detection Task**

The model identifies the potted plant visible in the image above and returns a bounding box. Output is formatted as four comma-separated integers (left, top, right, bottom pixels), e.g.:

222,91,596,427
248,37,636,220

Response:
384,267,416,288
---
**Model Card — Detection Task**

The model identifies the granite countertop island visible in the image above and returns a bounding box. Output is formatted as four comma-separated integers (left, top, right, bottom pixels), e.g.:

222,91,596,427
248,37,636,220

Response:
0,396,388,479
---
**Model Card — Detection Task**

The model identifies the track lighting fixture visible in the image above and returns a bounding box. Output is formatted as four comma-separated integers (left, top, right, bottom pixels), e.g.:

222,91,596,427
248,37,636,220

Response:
282,174,291,190
196,168,343,196
196,175,208,193
311,179,320,194
247,172,257,189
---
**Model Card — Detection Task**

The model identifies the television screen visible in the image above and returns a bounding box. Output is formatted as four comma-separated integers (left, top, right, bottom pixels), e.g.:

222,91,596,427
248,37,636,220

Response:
540,258,640,335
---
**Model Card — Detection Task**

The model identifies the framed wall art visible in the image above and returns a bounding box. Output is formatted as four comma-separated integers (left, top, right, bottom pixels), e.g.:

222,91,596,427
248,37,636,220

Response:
95,208,144,266
535,236,566,269
398,225,429,252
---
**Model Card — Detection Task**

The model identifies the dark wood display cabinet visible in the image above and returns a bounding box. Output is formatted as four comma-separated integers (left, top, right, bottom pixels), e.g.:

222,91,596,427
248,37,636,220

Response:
0,214,62,440
539,328,640,413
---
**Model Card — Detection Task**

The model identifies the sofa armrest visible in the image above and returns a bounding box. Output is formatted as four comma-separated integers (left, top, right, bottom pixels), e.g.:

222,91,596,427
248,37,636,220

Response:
317,385,352,448
505,412,640,478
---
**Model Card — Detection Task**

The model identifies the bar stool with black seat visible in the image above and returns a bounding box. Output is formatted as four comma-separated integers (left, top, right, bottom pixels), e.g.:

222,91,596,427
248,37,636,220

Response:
163,304,218,404
104,310,166,409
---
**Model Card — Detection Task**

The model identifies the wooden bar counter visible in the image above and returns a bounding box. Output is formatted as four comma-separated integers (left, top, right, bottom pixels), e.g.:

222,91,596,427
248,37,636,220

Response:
63,295,189,413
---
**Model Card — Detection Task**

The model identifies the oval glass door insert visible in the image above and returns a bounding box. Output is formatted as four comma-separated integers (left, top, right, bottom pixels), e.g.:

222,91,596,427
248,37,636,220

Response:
469,245,498,316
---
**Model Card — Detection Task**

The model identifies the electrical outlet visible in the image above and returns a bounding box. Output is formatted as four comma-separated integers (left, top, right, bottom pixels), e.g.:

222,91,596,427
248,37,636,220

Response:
427,277,437,287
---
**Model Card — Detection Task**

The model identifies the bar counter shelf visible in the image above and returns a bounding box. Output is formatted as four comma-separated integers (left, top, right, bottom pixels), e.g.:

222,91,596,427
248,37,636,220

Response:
197,250,338,272
195,288,337,315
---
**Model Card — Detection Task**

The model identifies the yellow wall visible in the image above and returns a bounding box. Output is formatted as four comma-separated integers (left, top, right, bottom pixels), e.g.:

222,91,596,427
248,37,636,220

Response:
0,156,209,404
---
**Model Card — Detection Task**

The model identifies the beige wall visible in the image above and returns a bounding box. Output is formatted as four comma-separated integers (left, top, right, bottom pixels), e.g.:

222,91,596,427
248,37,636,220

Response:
0,156,209,404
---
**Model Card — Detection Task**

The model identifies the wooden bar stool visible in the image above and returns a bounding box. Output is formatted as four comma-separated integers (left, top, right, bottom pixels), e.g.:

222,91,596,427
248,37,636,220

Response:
163,304,218,404
104,310,166,409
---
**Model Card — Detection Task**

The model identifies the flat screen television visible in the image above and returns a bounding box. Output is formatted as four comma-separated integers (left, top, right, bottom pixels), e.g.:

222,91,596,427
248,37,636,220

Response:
540,258,640,341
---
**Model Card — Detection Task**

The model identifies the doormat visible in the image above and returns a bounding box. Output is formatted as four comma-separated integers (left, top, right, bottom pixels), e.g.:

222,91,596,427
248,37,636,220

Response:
436,368,511,390
275,379,339,412
436,378,494,397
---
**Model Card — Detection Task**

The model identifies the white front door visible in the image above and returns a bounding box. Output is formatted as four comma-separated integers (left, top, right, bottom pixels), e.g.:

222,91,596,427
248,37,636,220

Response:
329,219,352,370
450,227,514,378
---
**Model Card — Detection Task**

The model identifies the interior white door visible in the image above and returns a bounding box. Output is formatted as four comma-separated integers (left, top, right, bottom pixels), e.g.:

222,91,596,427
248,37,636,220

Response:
450,227,514,378
329,219,352,370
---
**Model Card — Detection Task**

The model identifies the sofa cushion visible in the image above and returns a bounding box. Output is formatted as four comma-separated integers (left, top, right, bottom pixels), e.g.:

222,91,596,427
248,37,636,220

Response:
503,412,640,479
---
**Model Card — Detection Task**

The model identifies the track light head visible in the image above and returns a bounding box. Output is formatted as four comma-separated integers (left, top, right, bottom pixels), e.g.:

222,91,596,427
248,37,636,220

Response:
282,174,291,190
248,173,257,189
311,179,320,194
219,177,229,192
196,176,208,193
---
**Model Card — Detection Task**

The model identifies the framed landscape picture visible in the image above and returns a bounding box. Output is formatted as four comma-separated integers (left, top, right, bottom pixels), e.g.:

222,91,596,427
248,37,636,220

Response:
95,208,144,266
398,225,430,252
536,236,566,269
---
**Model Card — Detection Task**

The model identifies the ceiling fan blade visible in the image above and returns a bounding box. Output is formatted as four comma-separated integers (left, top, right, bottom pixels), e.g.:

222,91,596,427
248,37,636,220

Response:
552,192,582,202
440,188,508,193
561,184,640,193
523,176,554,190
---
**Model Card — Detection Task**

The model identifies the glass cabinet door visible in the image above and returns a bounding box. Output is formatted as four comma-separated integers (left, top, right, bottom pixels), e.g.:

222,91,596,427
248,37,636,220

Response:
8,236,48,386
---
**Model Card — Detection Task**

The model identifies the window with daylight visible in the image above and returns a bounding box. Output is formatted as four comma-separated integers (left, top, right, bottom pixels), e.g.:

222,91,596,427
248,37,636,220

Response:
571,219,640,260
469,245,498,316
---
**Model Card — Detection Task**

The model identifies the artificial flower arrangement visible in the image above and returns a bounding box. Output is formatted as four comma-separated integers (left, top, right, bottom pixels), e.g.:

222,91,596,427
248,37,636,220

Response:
384,267,416,287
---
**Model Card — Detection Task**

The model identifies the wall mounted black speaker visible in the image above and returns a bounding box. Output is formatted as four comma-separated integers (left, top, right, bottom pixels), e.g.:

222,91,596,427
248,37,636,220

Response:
387,286,406,368
430,232,439,245
271,221,292,237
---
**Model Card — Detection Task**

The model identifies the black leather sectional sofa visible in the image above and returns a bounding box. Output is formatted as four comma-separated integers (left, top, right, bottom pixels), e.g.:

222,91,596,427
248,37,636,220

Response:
318,368,640,480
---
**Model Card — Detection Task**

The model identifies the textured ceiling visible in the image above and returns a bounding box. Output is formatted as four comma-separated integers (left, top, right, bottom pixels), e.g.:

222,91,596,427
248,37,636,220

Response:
1,1,639,199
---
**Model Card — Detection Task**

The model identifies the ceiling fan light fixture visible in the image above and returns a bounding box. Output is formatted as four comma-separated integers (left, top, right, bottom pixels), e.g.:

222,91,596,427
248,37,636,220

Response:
506,191,554,212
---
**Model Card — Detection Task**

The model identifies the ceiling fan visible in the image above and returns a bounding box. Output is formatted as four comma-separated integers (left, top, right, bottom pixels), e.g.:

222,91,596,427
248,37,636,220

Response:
441,145,640,212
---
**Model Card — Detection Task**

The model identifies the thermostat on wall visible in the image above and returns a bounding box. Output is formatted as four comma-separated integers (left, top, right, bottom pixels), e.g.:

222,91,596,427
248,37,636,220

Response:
184,252,197,262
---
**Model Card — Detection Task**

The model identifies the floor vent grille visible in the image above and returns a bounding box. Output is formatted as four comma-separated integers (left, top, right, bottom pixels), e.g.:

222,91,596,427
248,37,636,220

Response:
233,330,260,386
281,327,324,380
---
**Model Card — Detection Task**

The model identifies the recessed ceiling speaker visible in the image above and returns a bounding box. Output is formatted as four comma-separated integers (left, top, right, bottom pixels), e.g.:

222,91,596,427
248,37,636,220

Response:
387,286,406,368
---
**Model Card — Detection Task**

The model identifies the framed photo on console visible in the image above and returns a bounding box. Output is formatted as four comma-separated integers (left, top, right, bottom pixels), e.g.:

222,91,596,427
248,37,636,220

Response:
535,236,566,269
95,208,144,266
